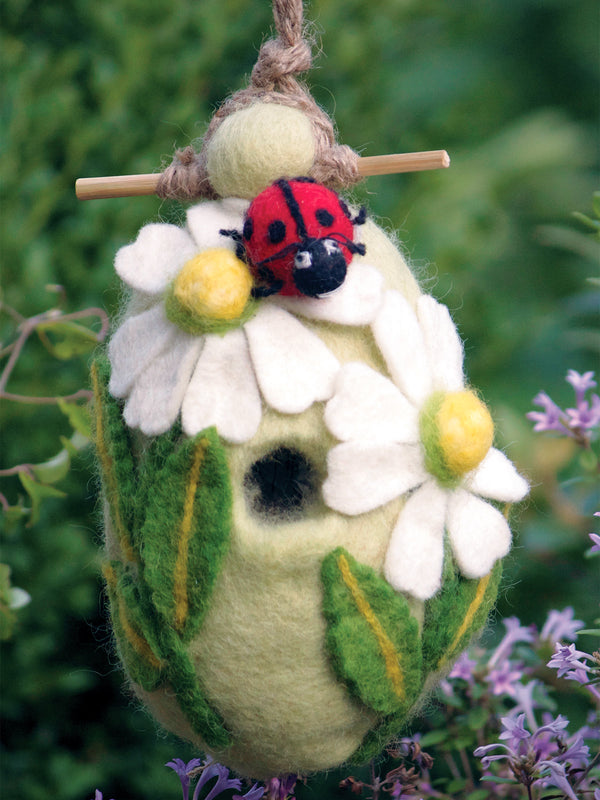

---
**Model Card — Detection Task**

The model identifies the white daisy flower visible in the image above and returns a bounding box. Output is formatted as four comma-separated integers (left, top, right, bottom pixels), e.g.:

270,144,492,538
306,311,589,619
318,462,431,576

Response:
322,290,529,600
108,198,384,442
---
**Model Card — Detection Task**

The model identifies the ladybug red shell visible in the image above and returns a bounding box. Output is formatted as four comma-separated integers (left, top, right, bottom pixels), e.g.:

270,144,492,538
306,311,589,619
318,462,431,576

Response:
224,178,366,299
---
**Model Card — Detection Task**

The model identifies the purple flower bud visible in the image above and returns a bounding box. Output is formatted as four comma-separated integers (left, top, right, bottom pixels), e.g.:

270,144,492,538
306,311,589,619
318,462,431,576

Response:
540,608,584,643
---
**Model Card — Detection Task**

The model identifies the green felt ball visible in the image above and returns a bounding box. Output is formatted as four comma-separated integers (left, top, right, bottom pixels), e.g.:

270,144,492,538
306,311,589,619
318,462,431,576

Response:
206,103,316,199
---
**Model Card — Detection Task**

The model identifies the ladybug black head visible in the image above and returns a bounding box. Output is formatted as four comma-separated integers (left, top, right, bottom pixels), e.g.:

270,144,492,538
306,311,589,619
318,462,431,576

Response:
222,178,366,299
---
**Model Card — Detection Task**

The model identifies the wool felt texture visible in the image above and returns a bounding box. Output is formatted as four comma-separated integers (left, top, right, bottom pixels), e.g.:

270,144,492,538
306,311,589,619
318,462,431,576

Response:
94,356,233,749
321,547,423,715
181,329,262,444
243,303,340,414
102,130,527,776
206,104,316,200
274,261,384,325
242,178,362,297
421,557,503,673
435,391,494,476
170,248,254,321
319,295,528,600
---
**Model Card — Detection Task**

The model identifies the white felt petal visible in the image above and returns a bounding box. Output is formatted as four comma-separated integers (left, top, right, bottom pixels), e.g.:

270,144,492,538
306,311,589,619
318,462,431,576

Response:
108,304,175,398
322,441,425,515
417,295,464,392
244,305,340,414
274,262,384,325
123,334,203,435
115,224,197,294
324,362,419,443
383,481,447,600
464,448,529,502
182,329,262,443
186,198,249,251
372,290,433,406
446,488,512,579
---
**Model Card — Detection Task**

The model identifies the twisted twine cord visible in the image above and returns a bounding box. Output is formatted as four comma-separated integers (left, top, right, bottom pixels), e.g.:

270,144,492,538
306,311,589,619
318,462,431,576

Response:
157,0,360,200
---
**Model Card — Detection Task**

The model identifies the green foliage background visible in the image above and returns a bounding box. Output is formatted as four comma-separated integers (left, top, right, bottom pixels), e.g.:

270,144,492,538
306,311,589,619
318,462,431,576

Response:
1,0,598,797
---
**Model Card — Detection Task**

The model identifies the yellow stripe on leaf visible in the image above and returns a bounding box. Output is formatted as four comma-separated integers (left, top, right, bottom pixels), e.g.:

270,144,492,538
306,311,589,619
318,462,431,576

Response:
337,553,405,701
440,572,491,669
102,563,162,671
173,438,208,633
91,363,136,564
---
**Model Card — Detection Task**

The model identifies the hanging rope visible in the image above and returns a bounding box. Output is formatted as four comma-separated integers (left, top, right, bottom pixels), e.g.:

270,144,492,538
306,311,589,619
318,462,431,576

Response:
157,0,360,200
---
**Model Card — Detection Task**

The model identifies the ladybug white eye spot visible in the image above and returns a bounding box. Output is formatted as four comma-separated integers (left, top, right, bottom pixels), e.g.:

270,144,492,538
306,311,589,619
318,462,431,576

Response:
316,208,334,226
295,251,313,270
323,239,341,256
268,220,286,244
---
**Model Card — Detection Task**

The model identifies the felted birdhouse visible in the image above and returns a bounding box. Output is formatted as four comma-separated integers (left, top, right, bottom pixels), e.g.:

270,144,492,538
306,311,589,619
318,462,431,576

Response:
87,0,528,781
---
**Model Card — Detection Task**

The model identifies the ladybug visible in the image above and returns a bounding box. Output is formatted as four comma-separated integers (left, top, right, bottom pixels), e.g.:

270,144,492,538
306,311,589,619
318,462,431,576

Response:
222,178,366,299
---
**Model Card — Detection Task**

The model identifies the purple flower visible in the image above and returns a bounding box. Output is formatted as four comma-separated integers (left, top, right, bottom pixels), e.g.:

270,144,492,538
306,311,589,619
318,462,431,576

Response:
547,643,591,678
194,762,242,800
508,680,541,731
527,391,567,433
527,370,600,440
540,608,583,643
166,759,204,800
91,792,115,800
488,617,536,668
565,392,600,430
485,660,523,696
499,713,531,745
264,775,297,800
589,533,600,553
556,732,590,768
448,651,478,682
234,786,265,800
566,369,597,399
538,761,579,800
166,757,242,800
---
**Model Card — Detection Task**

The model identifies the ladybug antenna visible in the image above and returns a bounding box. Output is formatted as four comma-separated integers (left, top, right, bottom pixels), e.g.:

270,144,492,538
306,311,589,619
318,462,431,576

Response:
326,231,366,257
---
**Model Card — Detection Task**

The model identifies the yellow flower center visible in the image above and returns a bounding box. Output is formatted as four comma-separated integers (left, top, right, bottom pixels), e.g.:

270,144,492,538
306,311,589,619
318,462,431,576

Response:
420,389,494,486
173,248,253,321
436,390,494,476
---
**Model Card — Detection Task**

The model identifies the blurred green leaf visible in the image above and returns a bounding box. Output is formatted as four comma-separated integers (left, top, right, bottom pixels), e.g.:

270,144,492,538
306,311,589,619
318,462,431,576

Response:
0,503,30,534
18,472,67,527
31,448,71,484
58,400,92,438
467,706,489,731
36,318,99,359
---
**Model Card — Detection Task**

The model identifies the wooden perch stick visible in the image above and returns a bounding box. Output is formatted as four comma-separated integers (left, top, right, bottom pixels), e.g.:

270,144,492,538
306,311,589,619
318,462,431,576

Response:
75,150,450,200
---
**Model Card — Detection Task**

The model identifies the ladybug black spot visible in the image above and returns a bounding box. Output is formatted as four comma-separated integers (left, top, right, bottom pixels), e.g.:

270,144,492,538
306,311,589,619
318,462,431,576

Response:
243,218,253,241
315,208,335,227
268,219,286,244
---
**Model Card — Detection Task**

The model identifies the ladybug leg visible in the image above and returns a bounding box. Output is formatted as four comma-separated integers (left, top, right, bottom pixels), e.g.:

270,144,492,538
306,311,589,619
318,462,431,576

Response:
251,266,284,298
219,228,247,262
351,206,367,226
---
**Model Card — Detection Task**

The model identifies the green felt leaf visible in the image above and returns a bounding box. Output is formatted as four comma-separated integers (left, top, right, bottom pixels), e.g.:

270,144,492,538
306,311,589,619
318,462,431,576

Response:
422,558,502,674
37,319,98,359
139,426,232,643
321,547,423,717
103,561,164,692
162,637,231,750
91,356,137,563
